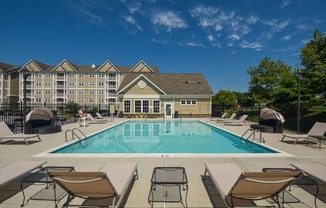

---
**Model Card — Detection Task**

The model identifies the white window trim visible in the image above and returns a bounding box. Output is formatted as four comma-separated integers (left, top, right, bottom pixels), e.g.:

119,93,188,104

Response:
152,100,160,114
180,99,197,105
124,99,132,114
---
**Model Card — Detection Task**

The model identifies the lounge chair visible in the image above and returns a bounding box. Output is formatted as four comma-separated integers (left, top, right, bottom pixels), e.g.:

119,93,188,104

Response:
0,161,46,187
224,114,248,126
48,163,138,208
0,122,41,145
87,114,108,124
281,122,326,149
203,163,303,208
210,112,227,121
96,112,114,122
216,113,236,122
291,163,326,207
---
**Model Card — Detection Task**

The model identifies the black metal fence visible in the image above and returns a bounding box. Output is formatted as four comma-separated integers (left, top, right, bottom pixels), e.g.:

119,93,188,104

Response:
212,103,326,133
0,102,116,134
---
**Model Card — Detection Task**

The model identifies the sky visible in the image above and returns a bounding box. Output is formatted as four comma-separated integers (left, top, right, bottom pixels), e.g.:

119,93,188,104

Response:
1,0,325,93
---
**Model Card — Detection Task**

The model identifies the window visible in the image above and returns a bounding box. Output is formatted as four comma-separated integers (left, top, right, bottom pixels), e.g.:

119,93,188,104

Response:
69,74,75,78
35,98,41,102
143,100,149,113
45,98,50,102
134,100,142,113
78,90,84,95
45,90,51,94
98,82,104,87
35,81,42,86
89,98,95,103
98,98,104,103
68,98,75,102
153,100,160,113
98,73,104,78
134,100,149,113
79,82,85,86
89,82,95,86
180,99,197,105
69,90,75,94
124,100,131,113
89,90,95,95
78,98,84,103
78,73,84,78
35,74,41,77
45,81,51,86
45,73,51,77
69,82,75,86
98,90,104,95
89,73,95,78
35,90,42,94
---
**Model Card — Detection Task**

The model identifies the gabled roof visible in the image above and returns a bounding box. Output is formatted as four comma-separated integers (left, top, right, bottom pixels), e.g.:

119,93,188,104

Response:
19,59,50,72
52,60,79,72
129,60,155,73
117,73,214,95
117,74,166,95
96,60,120,73
0,62,14,72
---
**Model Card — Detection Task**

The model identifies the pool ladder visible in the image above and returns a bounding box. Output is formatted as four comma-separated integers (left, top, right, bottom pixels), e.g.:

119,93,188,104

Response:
241,128,265,143
65,128,87,142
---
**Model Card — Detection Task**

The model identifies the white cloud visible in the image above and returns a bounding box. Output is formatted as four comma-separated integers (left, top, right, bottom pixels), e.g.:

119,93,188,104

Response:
281,0,291,8
245,15,260,24
124,16,142,31
207,35,215,42
239,40,262,51
151,11,188,31
190,5,219,17
228,34,241,41
281,35,291,41
126,2,141,14
262,19,291,31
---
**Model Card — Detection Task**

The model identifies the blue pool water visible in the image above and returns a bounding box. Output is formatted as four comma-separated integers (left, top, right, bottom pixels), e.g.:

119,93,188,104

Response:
52,120,277,154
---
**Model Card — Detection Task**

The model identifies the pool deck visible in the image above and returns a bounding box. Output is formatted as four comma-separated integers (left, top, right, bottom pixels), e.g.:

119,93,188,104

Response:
0,118,325,207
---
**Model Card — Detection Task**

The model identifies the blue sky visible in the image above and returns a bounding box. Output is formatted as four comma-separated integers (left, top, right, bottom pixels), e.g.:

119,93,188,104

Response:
1,0,325,93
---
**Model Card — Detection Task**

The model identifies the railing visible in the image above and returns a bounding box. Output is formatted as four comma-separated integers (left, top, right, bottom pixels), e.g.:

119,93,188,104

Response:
65,128,87,142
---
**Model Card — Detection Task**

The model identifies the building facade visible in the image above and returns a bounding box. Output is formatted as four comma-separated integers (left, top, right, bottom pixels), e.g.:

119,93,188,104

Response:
1,59,214,117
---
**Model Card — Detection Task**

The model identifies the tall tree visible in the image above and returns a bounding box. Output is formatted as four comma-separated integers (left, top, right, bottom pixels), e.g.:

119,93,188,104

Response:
213,90,237,106
247,57,292,104
300,29,326,98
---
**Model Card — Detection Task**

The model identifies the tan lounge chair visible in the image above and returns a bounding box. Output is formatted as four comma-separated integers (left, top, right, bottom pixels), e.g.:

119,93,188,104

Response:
216,113,236,122
48,163,138,208
0,160,46,187
281,122,326,149
87,114,108,124
0,122,41,145
224,114,248,126
96,112,114,122
204,163,303,208
291,163,326,207
210,112,227,121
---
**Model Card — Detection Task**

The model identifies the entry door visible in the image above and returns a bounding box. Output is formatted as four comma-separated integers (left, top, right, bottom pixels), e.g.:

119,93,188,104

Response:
164,102,173,118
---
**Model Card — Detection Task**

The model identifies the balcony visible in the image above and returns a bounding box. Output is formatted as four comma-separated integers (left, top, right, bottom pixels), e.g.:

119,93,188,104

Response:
57,85,65,89
56,93,65,97
108,85,116,89
56,76,66,80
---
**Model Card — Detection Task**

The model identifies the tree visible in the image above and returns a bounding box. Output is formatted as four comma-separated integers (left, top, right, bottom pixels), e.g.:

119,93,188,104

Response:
213,90,237,106
300,29,326,98
247,57,292,104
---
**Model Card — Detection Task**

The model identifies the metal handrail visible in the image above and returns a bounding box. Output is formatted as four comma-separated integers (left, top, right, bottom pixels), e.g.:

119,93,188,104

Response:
65,128,87,142
241,128,265,143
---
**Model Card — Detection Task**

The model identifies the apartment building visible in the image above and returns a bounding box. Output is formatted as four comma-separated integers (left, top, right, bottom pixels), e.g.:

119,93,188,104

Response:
1,59,214,117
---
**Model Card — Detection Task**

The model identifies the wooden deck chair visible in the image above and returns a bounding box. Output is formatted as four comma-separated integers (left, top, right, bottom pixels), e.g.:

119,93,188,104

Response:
96,112,114,122
0,122,41,145
204,163,303,208
224,114,248,126
48,163,138,208
281,122,326,149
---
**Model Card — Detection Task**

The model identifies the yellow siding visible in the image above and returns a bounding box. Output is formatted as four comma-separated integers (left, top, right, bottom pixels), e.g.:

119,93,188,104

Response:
124,79,161,95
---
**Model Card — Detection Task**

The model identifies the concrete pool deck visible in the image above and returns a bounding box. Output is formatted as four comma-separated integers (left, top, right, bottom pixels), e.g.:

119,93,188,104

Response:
0,118,325,207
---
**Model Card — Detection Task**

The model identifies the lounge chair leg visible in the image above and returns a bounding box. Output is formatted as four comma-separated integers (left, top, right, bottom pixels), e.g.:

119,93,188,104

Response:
24,139,29,145
281,135,286,141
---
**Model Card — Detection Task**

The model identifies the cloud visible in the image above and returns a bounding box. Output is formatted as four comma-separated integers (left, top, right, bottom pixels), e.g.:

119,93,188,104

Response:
61,0,109,28
281,35,291,41
281,0,291,8
228,34,241,41
124,16,142,31
178,41,205,48
126,2,141,14
151,11,188,32
239,40,262,51
207,35,214,42
262,19,291,31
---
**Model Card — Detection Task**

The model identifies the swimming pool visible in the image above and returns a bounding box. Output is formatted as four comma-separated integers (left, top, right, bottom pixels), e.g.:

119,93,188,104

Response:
52,120,277,154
